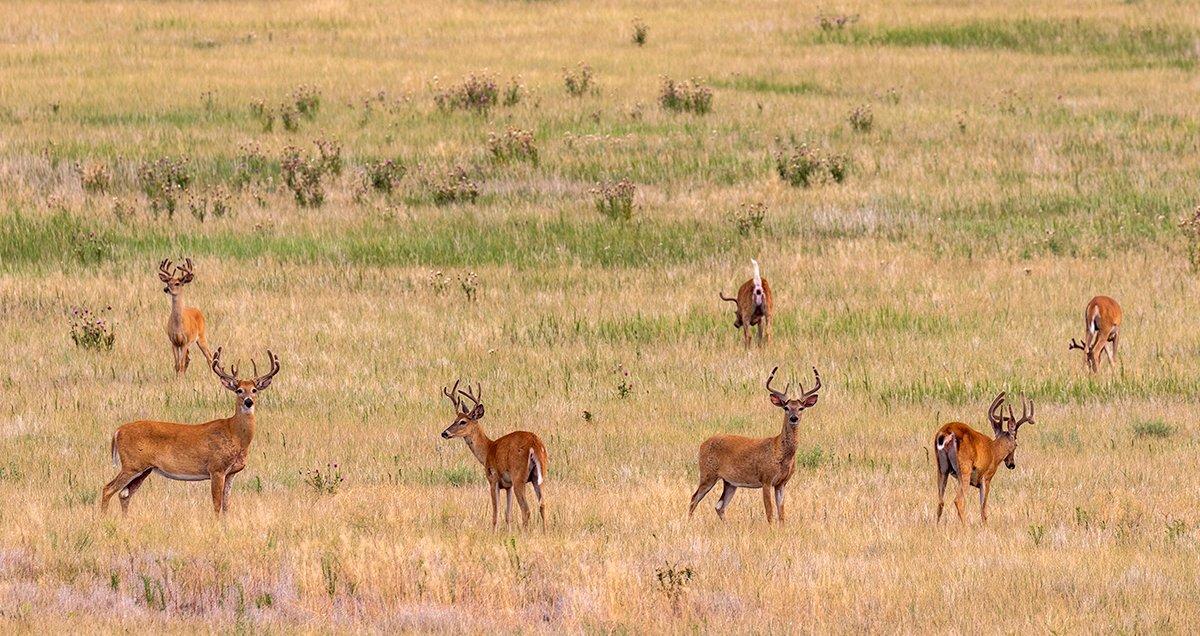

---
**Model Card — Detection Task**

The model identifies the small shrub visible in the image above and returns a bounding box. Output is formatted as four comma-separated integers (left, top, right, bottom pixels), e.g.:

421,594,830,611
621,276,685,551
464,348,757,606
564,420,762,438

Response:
502,77,524,107
301,463,344,495
361,158,407,194
314,138,343,176
427,270,450,295
614,364,634,398
1166,519,1188,542
110,197,135,223
816,13,858,31
292,84,321,120
279,103,301,132
280,146,327,208
249,99,276,132
775,140,849,187
729,202,768,236
429,165,479,205
563,63,596,97
591,178,637,220
69,305,116,351
1179,204,1200,272
848,104,873,132
654,563,694,613
187,187,232,222
138,157,191,217
632,18,648,46
434,75,499,113
659,77,712,114
1028,524,1047,546
1132,419,1174,439
77,160,112,193
233,142,272,188
458,271,479,302
72,230,112,264
487,128,538,165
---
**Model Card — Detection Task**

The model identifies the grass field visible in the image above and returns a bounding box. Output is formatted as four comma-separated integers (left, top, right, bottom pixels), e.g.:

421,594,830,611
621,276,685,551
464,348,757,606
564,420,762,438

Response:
3,0,1200,632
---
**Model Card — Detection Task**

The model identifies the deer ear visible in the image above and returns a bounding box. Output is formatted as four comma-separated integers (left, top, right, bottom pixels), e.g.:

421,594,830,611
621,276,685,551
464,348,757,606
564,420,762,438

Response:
469,403,485,419
800,394,819,409
769,394,785,407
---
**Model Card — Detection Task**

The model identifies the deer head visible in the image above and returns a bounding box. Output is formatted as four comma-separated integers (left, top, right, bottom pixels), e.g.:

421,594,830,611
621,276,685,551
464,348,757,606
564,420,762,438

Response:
766,366,821,425
989,393,1034,469
158,258,196,297
211,347,281,414
440,379,484,439
1068,338,1096,371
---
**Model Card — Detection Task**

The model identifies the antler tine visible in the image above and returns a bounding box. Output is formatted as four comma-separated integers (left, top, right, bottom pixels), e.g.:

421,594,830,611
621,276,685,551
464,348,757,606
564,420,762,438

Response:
458,382,483,408
987,391,1007,431
158,258,174,282
177,257,195,283
799,366,822,399
443,378,463,411
251,357,259,378
1068,338,1086,351
1017,395,1034,427
211,346,239,383
765,366,789,400
252,349,280,388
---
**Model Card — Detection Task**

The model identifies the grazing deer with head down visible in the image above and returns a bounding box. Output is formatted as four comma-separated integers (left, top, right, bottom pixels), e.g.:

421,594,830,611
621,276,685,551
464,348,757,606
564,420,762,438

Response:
158,258,214,375
688,366,821,523
1068,295,1122,372
439,380,548,529
100,348,280,516
933,392,1034,525
720,259,773,348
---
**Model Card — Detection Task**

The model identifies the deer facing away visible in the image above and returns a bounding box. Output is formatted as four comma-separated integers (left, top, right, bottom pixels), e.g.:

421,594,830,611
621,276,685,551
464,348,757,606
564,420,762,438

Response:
439,380,548,529
1068,295,1122,372
688,366,821,523
158,258,214,375
720,259,773,348
100,348,280,516
933,392,1034,525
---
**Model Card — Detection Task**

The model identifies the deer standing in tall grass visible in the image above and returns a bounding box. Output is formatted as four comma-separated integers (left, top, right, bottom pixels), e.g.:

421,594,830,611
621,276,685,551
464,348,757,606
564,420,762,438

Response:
1068,295,1122,372
439,380,548,529
933,392,1034,525
158,258,214,375
688,366,821,523
720,259,773,348
100,348,280,516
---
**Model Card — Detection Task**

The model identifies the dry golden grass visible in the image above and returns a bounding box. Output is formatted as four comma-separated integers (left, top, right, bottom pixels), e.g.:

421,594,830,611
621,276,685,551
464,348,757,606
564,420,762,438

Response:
2,0,1200,632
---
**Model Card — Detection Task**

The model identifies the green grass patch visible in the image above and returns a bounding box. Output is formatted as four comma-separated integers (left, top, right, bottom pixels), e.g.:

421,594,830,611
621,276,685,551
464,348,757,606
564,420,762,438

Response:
711,76,825,96
1131,419,1174,439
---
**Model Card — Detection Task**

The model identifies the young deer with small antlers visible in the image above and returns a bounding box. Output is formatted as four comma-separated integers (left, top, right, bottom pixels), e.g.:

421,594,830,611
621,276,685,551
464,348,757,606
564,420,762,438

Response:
100,348,280,516
1068,295,1122,372
720,259,773,348
688,367,821,523
439,380,548,529
158,258,214,375
933,392,1034,525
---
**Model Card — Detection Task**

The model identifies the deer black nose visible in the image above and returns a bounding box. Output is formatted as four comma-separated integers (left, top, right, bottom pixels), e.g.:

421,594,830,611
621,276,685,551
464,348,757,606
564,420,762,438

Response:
441,431,450,439
163,286,170,293
789,416,799,423
243,398,254,408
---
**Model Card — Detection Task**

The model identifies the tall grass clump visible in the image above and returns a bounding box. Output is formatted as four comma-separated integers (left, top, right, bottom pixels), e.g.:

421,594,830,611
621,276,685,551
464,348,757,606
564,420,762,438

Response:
427,165,480,205
487,128,538,165
69,306,116,351
632,18,648,46
659,77,712,114
775,139,848,187
592,178,637,220
360,159,407,194
138,157,191,217
281,141,343,208
563,63,596,97
434,75,523,112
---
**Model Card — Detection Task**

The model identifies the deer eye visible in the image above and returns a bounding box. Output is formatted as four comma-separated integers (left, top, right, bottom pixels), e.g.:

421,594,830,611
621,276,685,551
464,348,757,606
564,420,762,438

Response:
236,388,244,394
251,388,257,394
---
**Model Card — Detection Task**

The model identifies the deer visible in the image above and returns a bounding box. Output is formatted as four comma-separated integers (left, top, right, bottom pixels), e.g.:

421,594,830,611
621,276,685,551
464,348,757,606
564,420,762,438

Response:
933,392,1034,525
719,258,773,348
439,380,548,529
100,347,280,516
688,366,821,523
158,258,214,375
1068,295,1122,372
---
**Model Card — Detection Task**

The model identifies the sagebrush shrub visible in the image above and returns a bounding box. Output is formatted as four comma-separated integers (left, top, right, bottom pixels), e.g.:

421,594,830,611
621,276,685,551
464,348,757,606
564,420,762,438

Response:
361,158,407,194
434,75,501,112
659,77,712,114
487,128,538,164
138,157,190,217
849,104,873,132
563,63,595,97
280,147,327,207
592,178,637,220
775,140,848,187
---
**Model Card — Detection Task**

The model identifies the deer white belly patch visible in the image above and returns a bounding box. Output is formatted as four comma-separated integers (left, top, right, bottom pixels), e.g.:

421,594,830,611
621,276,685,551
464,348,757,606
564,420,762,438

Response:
727,481,761,488
154,468,209,482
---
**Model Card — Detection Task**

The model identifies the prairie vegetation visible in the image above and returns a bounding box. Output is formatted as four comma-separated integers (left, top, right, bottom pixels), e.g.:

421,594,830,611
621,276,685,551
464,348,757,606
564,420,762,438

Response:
1,0,1200,631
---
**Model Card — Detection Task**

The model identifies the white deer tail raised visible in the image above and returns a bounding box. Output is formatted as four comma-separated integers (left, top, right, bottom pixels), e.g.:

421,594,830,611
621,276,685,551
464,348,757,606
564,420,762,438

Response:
528,448,544,486
751,259,764,307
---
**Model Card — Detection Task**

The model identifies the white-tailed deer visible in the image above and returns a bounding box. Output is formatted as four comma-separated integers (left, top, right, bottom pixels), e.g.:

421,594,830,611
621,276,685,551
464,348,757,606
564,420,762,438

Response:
688,366,820,523
158,258,213,375
100,348,279,516
1068,295,1122,372
933,392,1034,525
439,380,548,529
720,259,773,348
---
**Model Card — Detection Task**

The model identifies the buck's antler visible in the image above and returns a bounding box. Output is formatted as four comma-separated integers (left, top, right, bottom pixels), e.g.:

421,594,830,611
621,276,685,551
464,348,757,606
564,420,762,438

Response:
765,366,790,401
798,367,821,401
987,391,1007,435
1068,338,1087,351
176,258,195,284
211,347,240,387
252,350,280,389
443,379,464,413
458,382,483,410
1007,395,1034,431
158,258,175,283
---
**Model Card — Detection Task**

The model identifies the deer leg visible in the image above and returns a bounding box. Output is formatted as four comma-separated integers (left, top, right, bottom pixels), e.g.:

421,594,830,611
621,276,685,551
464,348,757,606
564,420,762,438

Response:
688,474,719,517
118,469,152,515
531,480,545,527
222,473,236,513
954,466,970,525
715,481,737,520
504,488,513,527
774,486,785,523
196,334,214,367
935,470,949,523
489,481,500,529
514,484,532,526
172,346,184,374
761,487,775,523
209,473,226,515
742,321,752,349
763,315,772,346
979,479,991,524
100,469,141,513
183,346,192,372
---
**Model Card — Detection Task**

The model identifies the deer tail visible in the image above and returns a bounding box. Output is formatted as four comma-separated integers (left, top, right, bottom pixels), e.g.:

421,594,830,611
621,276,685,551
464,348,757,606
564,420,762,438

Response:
751,259,764,307
528,447,545,486
1088,304,1100,335
935,432,958,477
110,431,120,467
719,292,738,304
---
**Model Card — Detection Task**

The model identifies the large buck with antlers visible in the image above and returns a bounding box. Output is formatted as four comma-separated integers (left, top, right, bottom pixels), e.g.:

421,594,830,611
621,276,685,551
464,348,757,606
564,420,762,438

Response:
439,380,548,529
1068,295,1122,372
933,392,1034,525
100,348,280,516
720,259,773,348
158,258,214,375
688,366,821,523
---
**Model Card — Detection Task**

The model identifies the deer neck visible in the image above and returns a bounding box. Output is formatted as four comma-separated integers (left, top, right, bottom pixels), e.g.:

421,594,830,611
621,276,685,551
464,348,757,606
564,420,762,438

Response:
462,425,493,466
988,434,1015,470
776,419,800,463
229,408,256,450
169,293,185,323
